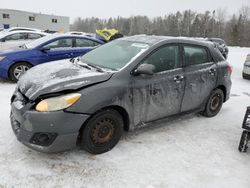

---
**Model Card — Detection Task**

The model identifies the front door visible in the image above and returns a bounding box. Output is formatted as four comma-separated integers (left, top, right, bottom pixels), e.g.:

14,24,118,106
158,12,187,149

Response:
181,44,218,112
39,38,75,63
1,33,27,50
132,44,185,125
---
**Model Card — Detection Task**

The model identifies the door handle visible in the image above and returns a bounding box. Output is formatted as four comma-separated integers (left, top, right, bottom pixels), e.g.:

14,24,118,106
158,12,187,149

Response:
174,75,184,83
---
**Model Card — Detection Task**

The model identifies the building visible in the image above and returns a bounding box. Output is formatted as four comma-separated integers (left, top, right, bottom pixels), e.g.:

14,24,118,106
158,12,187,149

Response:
0,9,70,32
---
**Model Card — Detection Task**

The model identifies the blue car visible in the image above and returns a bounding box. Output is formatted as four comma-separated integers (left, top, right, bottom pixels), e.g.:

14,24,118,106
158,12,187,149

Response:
0,34,104,81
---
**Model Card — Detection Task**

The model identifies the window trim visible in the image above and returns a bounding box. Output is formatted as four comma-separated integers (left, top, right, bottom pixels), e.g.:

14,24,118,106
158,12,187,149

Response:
133,43,183,74
181,43,214,67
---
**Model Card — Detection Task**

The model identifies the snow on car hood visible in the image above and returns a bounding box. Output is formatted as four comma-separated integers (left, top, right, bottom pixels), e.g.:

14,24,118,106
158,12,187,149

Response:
17,60,113,100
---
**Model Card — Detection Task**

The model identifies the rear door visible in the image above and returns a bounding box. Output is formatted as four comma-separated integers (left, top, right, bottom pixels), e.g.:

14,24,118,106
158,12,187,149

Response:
132,44,185,124
181,44,218,112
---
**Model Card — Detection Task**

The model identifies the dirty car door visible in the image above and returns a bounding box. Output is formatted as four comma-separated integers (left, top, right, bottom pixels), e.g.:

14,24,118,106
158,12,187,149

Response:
181,45,218,112
132,45,185,124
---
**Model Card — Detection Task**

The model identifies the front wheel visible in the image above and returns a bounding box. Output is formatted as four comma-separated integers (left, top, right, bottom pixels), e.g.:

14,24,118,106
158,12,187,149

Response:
9,62,32,82
202,89,224,117
80,109,123,154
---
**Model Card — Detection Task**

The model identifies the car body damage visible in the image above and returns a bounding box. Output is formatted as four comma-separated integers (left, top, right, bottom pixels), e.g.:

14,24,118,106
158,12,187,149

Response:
11,35,232,153
17,60,114,100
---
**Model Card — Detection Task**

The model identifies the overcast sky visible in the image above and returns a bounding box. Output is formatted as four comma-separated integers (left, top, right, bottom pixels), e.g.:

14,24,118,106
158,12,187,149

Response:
1,0,250,22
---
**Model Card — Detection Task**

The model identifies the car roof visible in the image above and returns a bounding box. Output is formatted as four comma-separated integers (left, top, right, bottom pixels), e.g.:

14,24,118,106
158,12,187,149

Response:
3,27,41,32
121,35,214,47
25,33,104,48
50,33,103,42
0,30,48,38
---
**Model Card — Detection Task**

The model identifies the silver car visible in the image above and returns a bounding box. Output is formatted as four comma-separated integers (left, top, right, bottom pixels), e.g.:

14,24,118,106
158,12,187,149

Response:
243,54,250,79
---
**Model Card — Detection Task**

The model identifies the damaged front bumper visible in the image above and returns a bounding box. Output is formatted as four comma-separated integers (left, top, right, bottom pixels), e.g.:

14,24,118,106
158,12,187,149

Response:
10,90,90,153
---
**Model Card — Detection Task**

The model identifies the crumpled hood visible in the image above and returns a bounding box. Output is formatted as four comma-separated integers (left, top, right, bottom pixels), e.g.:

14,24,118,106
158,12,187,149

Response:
17,60,113,100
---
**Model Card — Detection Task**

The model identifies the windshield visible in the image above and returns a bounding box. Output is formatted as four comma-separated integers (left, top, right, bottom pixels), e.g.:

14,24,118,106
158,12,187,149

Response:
25,34,56,49
80,40,149,70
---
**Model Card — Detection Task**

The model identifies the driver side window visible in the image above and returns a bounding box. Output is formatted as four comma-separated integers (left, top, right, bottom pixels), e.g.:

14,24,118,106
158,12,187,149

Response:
141,45,180,73
43,38,73,50
4,33,27,41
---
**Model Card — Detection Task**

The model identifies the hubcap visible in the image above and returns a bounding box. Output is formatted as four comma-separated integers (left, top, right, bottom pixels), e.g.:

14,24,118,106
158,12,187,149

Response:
210,94,220,111
13,65,30,79
91,118,115,145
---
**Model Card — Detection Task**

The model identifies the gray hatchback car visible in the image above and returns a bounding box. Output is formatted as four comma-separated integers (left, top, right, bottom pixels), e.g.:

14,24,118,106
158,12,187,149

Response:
10,35,232,154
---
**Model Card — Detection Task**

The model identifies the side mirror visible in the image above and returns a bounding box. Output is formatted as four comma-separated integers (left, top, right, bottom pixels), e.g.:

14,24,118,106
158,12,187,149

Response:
40,46,50,52
133,64,155,76
1,38,6,42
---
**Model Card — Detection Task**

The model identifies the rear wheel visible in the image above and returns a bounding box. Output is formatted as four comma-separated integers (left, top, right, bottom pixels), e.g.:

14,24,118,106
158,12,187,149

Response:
203,89,224,117
9,62,32,82
80,109,123,154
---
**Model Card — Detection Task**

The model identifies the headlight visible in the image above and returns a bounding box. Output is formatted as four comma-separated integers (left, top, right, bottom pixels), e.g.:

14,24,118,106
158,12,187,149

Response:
0,56,5,61
36,93,81,112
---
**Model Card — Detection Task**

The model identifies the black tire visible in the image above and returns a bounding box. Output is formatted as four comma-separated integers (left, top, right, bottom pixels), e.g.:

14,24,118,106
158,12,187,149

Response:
80,109,123,154
238,130,250,152
203,89,224,117
9,62,32,82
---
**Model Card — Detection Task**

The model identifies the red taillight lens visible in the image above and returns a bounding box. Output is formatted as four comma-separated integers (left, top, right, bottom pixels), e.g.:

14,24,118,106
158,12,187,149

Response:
227,65,233,74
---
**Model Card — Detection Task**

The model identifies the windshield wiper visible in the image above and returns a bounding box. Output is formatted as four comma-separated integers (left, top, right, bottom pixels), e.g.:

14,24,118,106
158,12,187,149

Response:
76,61,104,72
86,63,104,73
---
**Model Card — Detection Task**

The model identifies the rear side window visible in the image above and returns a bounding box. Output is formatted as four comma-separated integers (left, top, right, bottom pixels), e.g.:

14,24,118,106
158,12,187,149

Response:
28,33,43,40
184,46,209,66
75,38,100,47
44,38,73,49
141,45,180,73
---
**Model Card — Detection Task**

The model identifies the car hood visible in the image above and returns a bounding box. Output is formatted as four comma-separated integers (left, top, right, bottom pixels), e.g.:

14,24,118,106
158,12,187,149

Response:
17,60,114,100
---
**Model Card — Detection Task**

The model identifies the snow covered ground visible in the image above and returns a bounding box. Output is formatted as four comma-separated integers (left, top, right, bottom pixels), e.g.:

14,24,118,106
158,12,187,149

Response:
0,47,250,188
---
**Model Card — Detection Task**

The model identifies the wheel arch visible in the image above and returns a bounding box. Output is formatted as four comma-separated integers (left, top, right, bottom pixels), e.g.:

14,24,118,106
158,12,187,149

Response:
8,61,33,78
215,85,227,102
77,105,130,146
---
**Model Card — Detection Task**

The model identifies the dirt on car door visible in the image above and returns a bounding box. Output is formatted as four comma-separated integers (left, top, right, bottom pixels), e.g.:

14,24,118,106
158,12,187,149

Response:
181,45,218,112
131,44,185,126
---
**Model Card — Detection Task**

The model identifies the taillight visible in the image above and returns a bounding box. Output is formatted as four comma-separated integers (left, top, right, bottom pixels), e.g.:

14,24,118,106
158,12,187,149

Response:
227,65,233,74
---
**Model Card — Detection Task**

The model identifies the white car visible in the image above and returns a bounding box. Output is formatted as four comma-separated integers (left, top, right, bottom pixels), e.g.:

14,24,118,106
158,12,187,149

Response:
243,54,250,79
0,27,42,33
0,30,48,51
